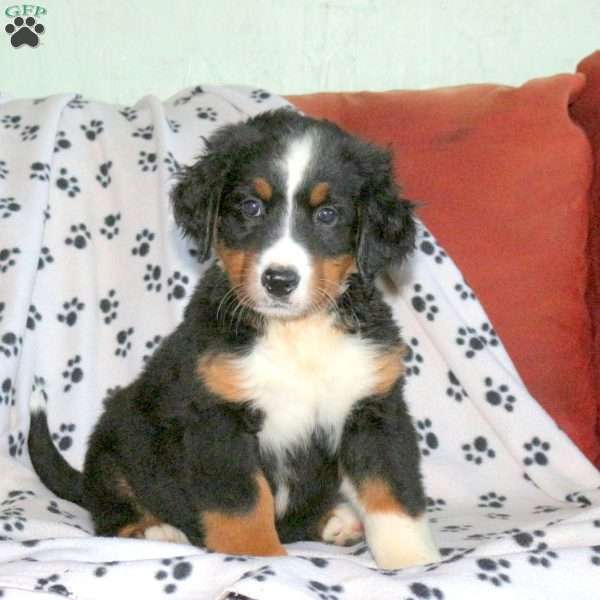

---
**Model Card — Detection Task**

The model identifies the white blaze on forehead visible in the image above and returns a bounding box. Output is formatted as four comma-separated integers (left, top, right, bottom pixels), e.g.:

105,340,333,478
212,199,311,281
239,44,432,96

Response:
283,134,314,210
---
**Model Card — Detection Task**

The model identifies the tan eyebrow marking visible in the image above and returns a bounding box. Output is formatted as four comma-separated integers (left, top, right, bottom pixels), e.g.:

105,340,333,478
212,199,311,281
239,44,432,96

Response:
253,177,273,201
309,182,330,207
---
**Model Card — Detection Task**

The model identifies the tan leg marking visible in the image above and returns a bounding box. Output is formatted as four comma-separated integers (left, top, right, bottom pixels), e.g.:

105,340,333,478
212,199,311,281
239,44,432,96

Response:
373,346,406,396
197,352,249,403
202,474,286,557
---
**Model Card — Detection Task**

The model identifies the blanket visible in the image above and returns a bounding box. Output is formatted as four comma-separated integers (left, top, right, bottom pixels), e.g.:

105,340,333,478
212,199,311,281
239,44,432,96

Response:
0,85,599,600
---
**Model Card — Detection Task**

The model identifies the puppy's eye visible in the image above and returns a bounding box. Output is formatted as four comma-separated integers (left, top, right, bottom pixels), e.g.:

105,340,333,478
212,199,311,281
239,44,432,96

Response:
240,198,263,218
314,206,338,225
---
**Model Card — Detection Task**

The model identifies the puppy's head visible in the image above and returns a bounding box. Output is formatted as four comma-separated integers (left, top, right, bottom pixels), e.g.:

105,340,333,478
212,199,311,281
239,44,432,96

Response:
172,109,415,319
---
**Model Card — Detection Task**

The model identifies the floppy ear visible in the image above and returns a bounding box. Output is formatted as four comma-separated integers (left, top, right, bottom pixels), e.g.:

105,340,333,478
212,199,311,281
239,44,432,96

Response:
355,146,416,284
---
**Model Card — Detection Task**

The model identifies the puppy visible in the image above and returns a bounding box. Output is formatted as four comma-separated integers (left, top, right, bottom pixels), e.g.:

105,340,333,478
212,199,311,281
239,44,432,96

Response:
28,108,440,569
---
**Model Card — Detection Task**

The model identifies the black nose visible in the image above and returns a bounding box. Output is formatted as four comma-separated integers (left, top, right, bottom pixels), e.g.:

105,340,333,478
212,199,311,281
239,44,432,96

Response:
261,268,300,298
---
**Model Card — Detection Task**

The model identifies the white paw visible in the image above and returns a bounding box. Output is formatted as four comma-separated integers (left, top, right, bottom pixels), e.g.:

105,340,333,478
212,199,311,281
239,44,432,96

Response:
144,523,190,545
321,502,364,546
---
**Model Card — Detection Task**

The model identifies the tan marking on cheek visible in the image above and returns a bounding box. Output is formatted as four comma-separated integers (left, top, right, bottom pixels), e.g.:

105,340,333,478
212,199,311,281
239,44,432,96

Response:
358,478,406,514
253,177,272,201
118,514,162,539
310,255,356,307
309,182,330,207
216,242,258,298
202,474,287,556
197,352,250,403
373,345,406,395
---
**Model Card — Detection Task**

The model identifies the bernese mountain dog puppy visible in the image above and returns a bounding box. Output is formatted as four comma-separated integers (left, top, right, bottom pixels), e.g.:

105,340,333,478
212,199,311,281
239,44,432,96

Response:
28,108,440,569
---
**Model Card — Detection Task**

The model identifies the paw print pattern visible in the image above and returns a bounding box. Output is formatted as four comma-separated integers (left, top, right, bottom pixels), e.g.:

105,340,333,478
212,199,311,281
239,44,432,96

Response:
241,565,276,582
456,323,498,358
404,582,444,599
0,247,20,272
27,304,42,330
56,167,81,197
51,424,76,451
476,557,511,586
251,89,272,103
132,125,154,140
446,370,468,402
96,160,113,188
8,432,24,457
53,131,71,153
513,530,558,567
143,335,162,363
426,497,447,513
47,499,75,519
132,229,155,256
478,492,507,509
30,161,50,181
1,114,21,129
0,160,9,179
484,377,517,412
5,17,44,48
1,490,35,506
462,436,496,465
81,119,104,141
20,124,40,141
0,506,26,534
99,213,121,239
1,379,16,406
404,337,423,376
99,290,119,324
38,246,54,270
167,271,189,301
0,332,21,358
419,230,447,264
164,151,180,174
115,328,134,357
34,574,70,596
0,196,20,219
67,94,89,109
454,280,476,300
138,151,158,172
591,546,600,567
65,223,91,249
62,355,83,392
167,118,180,133
565,492,592,508
57,297,84,326
416,419,439,456
411,284,439,321
173,85,204,106
119,106,138,121
144,264,163,291
196,106,218,121
307,580,344,600
154,557,193,595
523,437,551,467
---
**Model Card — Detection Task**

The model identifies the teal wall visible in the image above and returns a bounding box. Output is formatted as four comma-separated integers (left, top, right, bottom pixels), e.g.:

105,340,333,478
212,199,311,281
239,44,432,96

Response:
0,0,598,104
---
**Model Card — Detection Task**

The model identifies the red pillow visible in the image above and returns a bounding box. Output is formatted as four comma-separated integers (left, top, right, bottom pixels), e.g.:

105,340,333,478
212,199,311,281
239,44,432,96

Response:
288,73,599,466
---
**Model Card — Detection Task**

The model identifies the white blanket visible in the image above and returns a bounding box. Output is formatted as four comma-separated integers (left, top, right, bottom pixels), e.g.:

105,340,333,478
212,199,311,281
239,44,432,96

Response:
0,85,599,600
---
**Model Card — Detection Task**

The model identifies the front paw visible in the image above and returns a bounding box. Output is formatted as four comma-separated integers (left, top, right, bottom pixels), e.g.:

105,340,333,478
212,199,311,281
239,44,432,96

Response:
321,502,364,547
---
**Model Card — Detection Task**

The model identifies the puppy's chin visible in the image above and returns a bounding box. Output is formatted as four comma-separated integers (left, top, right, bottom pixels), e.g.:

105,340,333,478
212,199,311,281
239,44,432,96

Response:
253,301,309,320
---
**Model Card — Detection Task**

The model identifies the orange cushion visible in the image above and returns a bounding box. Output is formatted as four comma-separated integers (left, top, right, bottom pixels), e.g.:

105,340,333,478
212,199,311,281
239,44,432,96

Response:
288,74,599,466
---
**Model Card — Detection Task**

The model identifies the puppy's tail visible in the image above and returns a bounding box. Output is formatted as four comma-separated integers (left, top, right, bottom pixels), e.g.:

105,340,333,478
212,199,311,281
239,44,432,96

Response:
28,387,85,507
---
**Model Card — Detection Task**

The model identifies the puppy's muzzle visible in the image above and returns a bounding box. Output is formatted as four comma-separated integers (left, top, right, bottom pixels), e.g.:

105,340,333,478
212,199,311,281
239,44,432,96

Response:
261,267,300,298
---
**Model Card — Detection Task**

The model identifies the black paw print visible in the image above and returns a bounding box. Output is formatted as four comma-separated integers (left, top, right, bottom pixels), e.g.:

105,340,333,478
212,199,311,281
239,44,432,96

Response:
99,213,121,239
0,506,26,533
167,118,180,133
164,151,180,174
47,499,75,519
132,229,155,256
0,159,9,179
154,557,193,595
30,161,50,182
0,247,20,272
523,437,551,467
476,557,511,586
173,85,204,106
115,327,134,357
405,582,444,599
8,432,24,457
132,125,154,140
411,284,439,321
454,280,476,300
419,230,447,264
96,160,113,188
484,377,517,412
138,151,158,172
404,337,423,376
119,106,138,121
99,289,119,324
57,297,84,327
0,301,4,322
241,565,276,582
196,106,218,121
533,505,560,514
5,16,44,48
456,323,498,358
20,124,40,141
167,271,189,301
307,580,344,600
65,223,91,249
565,492,592,508
53,131,71,153
51,424,76,451
251,89,271,103
416,419,439,456
223,555,250,563
80,119,104,141
440,524,472,533
62,355,83,392
2,490,35,506
1,378,15,406
426,497,446,513
67,94,88,109
591,546,600,567
446,370,468,402
56,167,81,197
462,436,496,465
0,196,20,219
478,492,507,509
144,264,163,291
1,114,21,129
34,574,70,596
425,547,475,572
143,334,162,363
0,332,21,357
27,304,42,330
37,246,54,270
513,530,558,567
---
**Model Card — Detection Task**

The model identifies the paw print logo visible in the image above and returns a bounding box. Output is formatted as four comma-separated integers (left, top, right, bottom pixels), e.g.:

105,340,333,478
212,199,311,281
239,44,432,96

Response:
57,297,85,327
251,89,271,103
419,230,447,264
132,229,155,257
96,160,113,188
29,161,50,181
307,580,344,600
0,196,20,219
65,223,92,249
513,530,558,567
144,264,163,292
476,557,511,586
411,284,439,321
1,114,21,129
37,246,54,270
80,119,104,141
164,151,181,174
5,16,45,48
99,213,121,239
446,370,468,402
67,94,89,109
143,335,162,363
523,437,551,467
132,125,154,140
62,355,83,392
99,289,119,324
416,418,439,456
20,124,39,141
0,159,9,179
51,424,76,451
0,332,21,358
196,106,218,121
404,337,423,376
167,271,190,301
56,167,81,197
27,304,42,330
456,323,498,358
0,247,20,272
478,492,506,509
138,150,158,173
53,131,71,153
1,378,16,406
119,106,138,121
454,280,476,300
484,377,516,412
115,328,134,357
462,436,496,465
154,557,193,595
8,431,25,457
